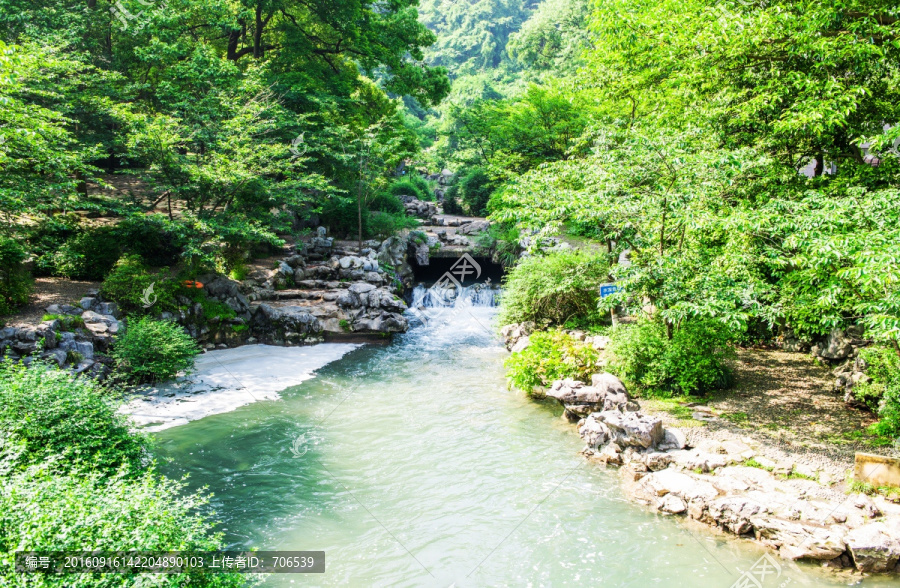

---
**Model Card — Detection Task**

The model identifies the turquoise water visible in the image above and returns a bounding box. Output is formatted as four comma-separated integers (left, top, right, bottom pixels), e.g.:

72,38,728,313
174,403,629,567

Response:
155,306,894,587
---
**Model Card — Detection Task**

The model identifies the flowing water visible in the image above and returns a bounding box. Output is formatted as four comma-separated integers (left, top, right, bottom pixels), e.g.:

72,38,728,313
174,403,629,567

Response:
156,286,898,587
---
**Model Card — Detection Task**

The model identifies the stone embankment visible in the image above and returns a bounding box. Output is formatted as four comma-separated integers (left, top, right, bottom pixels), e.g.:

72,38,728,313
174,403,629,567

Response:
0,228,416,375
502,323,900,577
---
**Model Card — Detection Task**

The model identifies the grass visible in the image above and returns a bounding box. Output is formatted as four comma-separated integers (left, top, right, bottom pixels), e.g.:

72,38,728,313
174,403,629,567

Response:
43,314,85,330
640,396,708,428
721,411,750,424
744,457,773,472
847,476,900,498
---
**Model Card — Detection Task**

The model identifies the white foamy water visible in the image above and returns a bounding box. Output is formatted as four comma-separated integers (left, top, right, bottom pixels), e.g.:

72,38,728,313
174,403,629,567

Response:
122,343,359,431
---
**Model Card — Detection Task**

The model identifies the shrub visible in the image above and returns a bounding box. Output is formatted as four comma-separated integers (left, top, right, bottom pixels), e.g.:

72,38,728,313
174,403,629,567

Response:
50,227,122,280
368,211,420,239
472,224,520,267
855,347,900,437
111,317,200,383
100,255,178,315
499,250,609,327
388,176,433,201
0,466,245,588
505,330,599,394
0,361,147,474
24,214,82,276
114,214,183,267
442,182,463,214
369,191,406,215
320,197,369,239
42,314,85,330
608,318,735,397
455,167,494,216
0,236,31,316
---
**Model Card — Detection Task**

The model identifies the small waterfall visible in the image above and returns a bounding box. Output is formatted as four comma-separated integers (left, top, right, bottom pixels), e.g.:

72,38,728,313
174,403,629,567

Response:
409,282,500,310
407,282,501,333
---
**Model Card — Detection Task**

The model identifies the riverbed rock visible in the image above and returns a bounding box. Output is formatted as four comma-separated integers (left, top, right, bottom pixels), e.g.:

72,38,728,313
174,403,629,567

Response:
500,322,535,351
597,410,664,449
847,523,900,572
547,374,637,420
751,517,848,560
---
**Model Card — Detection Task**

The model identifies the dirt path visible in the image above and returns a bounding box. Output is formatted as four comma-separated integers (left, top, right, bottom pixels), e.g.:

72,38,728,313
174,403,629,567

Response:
3,277,101,328
642,349,883,474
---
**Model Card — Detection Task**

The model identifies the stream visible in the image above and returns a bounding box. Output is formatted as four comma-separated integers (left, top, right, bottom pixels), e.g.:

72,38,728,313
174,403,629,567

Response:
155,288,897,587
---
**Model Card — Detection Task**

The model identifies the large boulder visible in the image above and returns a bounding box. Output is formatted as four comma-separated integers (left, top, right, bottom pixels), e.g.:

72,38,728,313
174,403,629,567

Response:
546,374,638,419
813,328,854,361
579,410,663,449
250,304,321,344
457,220,490,235
847,522,900,572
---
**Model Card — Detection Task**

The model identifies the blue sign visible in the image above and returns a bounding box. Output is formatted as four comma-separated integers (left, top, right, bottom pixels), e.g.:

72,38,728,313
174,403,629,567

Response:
599,283,619,298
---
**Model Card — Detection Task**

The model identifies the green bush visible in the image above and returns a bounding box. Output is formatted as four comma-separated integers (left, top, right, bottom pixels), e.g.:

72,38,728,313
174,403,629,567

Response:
855,347,900,437
472,224,520,267
320,197,369,239
442,182,463,214
388,176,433,201
24,214,82,276
504,330,599,394
0,361,147,474
114,214,184,267
0,466,245,588
101,255,179,315
111,317,200,383
41,313,85,330
608,318,735,397
499,250,609,327
455,167,494,216
0,236,31,316
50,227,122,280
369,191,406,214
369,211,420,239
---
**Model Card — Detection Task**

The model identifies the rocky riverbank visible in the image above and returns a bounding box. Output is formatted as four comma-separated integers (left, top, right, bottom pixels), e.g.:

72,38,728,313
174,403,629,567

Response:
501,324,900,579
558,375,900,578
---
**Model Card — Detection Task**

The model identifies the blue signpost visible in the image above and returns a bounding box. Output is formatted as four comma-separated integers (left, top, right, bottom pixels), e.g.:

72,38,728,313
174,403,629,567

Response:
599,283,619,298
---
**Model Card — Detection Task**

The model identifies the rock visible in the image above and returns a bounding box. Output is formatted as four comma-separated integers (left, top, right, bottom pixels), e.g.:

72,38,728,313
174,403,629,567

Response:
817,328,854,361
659,427,687,451
250,304,321,344
79,297,96,310
42,348,67,367
547,375,637,419
642,452,674,472
94,302,118,317
660,494,687,514
510,336,530,353
847,522,900,572
457,220,490,235
752,517,848,560
852,493,882,519
639,469,720,503
597,410,664,449
500,322,535,351
705,495,764,534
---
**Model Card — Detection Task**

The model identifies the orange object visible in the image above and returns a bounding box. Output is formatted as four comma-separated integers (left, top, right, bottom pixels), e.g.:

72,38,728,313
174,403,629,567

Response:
183,280,204,289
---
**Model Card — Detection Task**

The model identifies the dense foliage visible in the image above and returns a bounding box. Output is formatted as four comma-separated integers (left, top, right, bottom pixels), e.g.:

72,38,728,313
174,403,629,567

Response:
112,317,200,383
498,250,608,327
0,361,146,473
608,320,735,397
504,330,599,393
0,361,240,586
